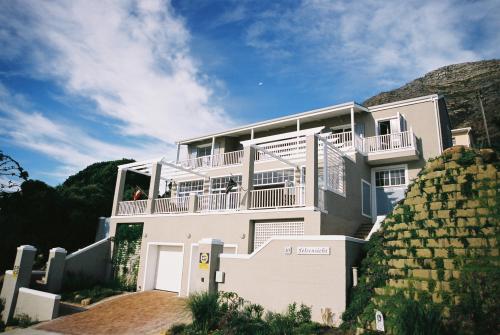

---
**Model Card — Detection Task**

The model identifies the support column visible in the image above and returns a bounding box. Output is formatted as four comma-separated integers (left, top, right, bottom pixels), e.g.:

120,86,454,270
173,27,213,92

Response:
111,168,127,216
189,194,199,213
0,245,37,323
350,107,355,148
44,247,67,293
240,146,255,210
196,239,224,294
305,135,318,207
146,162,162,214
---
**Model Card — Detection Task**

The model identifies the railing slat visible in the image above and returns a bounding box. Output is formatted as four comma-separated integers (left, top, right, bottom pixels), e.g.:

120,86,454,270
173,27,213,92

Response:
249,186,305,209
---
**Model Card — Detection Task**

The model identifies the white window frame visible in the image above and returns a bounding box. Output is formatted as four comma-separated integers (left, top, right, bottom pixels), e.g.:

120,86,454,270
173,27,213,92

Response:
253,168,295,187
210,175,242,194
330,123,352,133
177,179,205,197
370,164,409,221
196,144,212,158
361,179,372,218
374,116,398,136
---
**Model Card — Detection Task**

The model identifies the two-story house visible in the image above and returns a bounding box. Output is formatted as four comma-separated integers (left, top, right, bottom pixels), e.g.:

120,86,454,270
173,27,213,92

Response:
109,94,452,297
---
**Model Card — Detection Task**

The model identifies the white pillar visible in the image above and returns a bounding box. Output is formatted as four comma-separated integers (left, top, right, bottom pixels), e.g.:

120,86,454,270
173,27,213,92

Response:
350,107,355,148
251,128,254,140
146,162,162,214
210,137,216,167
111,168,127,216
305,135,318,207
240,146,255,210
176,143,181,163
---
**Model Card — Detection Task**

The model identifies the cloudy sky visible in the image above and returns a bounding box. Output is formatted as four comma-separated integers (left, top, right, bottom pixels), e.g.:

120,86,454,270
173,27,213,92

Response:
1,0,499,185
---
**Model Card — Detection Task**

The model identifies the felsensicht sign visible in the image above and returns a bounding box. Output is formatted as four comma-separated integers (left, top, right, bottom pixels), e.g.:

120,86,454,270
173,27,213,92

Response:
297,246,330,255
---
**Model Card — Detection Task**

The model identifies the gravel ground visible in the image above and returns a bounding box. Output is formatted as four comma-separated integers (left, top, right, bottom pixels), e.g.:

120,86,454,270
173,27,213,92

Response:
36,291,191,335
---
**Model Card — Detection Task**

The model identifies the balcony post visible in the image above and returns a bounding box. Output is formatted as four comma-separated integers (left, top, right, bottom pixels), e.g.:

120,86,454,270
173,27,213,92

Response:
350,107,355,148
240,145,255,210
111,168,127,216
146,162,162,214
305,135,318,207
189,194,198,213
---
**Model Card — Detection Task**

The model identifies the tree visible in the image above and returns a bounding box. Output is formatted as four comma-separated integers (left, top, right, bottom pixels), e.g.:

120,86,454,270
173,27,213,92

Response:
0,151,29,193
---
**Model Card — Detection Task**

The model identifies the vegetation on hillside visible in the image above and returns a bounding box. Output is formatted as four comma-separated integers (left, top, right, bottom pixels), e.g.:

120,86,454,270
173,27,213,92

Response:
342,147,499,334
363,59,500,149
0,157,149,274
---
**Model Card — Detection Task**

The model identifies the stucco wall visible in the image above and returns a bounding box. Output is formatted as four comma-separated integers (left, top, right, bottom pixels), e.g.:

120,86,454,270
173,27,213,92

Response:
109,209,324,296
64,238,111,283
217,236,365,324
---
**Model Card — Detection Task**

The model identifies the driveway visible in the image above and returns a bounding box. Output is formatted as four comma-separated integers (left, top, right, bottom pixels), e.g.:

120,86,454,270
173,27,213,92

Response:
35,291,191,335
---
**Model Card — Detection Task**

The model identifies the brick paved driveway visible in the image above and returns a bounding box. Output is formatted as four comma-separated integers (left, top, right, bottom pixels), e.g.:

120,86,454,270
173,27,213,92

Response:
36,291,191,335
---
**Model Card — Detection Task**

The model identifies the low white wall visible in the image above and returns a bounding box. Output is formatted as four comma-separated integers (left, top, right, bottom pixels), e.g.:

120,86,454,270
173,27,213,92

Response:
217,235,364,325
14,288,60,321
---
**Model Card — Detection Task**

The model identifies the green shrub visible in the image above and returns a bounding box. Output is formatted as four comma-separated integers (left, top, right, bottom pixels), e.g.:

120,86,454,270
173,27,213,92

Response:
0,298,5,332
12,313,38,328
385,293,444,335
186,291,221,333
180,292,321,335
448,260,500,335
61,285,122,305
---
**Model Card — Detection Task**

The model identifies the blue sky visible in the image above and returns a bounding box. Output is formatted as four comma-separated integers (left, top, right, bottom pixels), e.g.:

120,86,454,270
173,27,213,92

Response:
0,0,499,185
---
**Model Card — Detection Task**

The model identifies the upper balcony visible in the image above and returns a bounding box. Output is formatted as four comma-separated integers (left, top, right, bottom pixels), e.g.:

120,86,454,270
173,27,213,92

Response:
111,134,347,217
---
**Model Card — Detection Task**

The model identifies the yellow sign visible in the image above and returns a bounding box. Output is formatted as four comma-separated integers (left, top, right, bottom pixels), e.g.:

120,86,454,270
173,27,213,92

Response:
199,252,210,270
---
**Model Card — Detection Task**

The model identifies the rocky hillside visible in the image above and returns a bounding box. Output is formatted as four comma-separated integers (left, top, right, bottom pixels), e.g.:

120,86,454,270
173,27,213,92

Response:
363,60,500,149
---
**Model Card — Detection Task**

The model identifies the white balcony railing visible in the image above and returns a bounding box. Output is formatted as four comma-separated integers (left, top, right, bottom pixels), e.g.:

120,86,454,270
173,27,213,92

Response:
323,131,353,149
363,131,416,153
117,200,148,216
154,197,189,214
197,192,241,212
250,186,305,209
177,150,244,169
255,137,307,162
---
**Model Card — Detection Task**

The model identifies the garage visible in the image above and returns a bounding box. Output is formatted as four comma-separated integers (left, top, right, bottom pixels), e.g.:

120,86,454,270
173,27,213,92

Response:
154,245,183,292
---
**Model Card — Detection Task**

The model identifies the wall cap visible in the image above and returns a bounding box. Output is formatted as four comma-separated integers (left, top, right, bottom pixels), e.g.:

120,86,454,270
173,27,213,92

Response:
18,287,60,300
17,245,36,251
198,238,224,245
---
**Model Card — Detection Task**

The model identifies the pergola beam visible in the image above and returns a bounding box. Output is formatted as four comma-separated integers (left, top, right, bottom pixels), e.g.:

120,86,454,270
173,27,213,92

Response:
251,144,299,169
160,159,208,178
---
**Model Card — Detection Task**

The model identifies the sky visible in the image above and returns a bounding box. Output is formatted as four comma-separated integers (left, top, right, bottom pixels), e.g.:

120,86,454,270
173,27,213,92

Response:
0,0,499,185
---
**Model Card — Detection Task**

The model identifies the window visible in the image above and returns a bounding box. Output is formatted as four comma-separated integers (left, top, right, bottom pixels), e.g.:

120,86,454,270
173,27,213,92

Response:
361,180,371,218
375,168,406,187
331,125,351,134
177,180,204,197
253,169,294,187
211,175,242,193
196,145,211,157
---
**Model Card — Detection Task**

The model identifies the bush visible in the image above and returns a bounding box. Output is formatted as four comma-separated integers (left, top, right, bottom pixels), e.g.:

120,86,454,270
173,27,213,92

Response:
61,285,122,305
384,293,444,335
176,292,322,335
11,313,37,328
0,298,5,332
186,291,221,333
448,261,500,335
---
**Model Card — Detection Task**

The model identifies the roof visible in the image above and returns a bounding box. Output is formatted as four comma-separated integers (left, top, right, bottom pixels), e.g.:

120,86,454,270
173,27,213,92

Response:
177,101,368,145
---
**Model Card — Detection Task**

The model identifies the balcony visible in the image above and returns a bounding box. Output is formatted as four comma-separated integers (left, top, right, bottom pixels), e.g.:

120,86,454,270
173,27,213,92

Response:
362,130,419,164
115,186,306,216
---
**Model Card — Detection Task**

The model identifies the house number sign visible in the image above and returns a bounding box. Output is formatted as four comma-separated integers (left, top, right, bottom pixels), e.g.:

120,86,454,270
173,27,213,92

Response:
297,246,330,255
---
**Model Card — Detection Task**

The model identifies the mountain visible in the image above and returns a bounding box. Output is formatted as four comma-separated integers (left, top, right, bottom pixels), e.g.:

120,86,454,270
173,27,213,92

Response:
363,59,500,149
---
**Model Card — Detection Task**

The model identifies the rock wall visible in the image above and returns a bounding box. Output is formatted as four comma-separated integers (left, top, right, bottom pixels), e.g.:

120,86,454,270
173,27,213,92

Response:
347,146,499,332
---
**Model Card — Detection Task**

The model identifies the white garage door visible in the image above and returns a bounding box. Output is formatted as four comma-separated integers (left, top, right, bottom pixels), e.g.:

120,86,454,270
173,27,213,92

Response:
154,246,183,292
254,221,304,250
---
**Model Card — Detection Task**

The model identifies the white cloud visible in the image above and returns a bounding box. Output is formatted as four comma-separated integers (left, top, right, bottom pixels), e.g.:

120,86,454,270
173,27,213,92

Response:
0,84,170,178
0,0,234,144
244,0,500,87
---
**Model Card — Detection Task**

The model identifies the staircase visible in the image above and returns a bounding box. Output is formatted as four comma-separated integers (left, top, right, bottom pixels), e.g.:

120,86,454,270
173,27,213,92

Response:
353,216,386,240
353,222,374,240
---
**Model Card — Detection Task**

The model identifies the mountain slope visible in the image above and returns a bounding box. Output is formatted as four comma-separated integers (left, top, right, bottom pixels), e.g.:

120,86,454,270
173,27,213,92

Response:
363,59,500,149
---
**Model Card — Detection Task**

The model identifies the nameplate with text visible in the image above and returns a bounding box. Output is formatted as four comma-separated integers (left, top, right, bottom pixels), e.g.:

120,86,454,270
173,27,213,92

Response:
297,246,330,255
